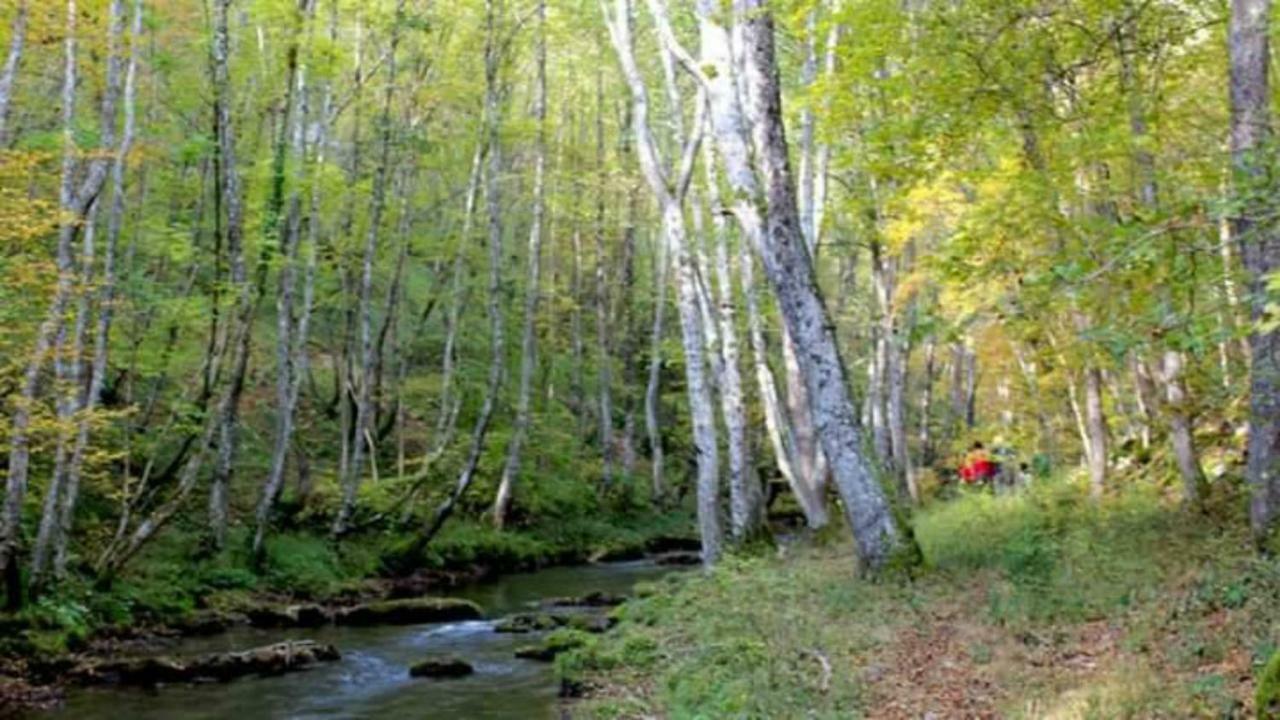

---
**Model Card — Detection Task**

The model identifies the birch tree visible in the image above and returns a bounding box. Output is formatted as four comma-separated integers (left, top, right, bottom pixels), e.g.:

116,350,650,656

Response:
601,0,724,565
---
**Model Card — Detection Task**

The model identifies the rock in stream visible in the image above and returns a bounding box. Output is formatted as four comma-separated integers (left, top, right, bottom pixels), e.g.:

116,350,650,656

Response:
73,640,341,687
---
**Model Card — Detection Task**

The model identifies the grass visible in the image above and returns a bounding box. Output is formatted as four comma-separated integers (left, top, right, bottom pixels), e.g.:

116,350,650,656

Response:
563,476,1280,719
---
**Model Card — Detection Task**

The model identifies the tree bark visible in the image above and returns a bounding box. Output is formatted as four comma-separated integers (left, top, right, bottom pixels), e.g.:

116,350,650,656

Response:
593,64,615,488
50,0,141,579
735,1,900,569
255,0,320,558
1230,0,1280,543
603,0,723,565
494,0,546,528
0,0,28,145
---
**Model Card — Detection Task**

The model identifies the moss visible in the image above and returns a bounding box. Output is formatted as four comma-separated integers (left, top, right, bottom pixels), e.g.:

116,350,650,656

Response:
335,597,483,626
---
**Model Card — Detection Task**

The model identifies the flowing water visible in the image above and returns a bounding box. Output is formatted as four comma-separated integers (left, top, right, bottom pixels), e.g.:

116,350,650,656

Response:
42,561,674,720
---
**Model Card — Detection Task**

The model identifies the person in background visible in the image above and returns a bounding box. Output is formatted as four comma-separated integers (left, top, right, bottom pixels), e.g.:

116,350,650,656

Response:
959,441,999,486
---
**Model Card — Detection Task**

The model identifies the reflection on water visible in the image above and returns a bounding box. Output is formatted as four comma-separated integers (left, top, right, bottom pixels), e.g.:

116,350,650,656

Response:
43,561,674,720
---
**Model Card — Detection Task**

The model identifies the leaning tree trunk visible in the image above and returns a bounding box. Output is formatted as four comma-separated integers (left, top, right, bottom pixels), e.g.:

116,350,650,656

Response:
411,0,507,551
494,0,546,529
737,1,900,569
739,222,826,527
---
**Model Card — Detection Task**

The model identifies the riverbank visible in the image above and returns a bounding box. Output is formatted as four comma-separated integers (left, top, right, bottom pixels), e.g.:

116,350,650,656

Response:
560,481,1280,718
37,560,676,719
0,508,693,712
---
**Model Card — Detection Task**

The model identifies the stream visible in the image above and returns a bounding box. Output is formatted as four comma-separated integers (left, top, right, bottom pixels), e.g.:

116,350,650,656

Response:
40,560,675,720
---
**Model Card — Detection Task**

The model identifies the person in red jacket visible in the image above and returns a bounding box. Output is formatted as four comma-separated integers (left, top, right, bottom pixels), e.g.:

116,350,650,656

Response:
960,441,998,485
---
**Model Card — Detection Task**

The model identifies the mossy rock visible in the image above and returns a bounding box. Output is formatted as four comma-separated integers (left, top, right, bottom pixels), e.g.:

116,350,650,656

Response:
334,598,483,626
514,629,591,662
565,614,614,634
409,655,473,678
493,612,565,633
72,640,340,686
1258,650,1280,719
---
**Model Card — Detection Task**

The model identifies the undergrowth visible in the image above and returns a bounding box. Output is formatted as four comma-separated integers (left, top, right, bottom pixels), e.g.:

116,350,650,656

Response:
565,476,1280,719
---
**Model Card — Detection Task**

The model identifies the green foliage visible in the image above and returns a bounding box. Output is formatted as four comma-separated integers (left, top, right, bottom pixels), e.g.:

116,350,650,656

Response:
915,480,1188,623
571,476,1274,718
563,552,869,718
261,533,350,598
1258,650,1280,720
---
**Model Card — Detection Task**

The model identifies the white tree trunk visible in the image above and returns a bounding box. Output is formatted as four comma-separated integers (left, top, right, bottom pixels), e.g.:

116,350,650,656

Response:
494,0,546,528
735,0,900,568
0,0,28,144
603,0,723,565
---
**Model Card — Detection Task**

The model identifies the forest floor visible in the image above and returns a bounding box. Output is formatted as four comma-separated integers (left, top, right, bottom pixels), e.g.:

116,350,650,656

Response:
561,480,1280,719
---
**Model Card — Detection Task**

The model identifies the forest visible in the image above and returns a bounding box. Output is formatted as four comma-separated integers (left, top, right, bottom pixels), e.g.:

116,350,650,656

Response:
1,0,1280,716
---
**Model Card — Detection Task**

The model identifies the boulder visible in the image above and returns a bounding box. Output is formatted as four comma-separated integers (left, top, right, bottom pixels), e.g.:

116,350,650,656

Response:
334,597,483,626
408,656,474,678
191,640,340,682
